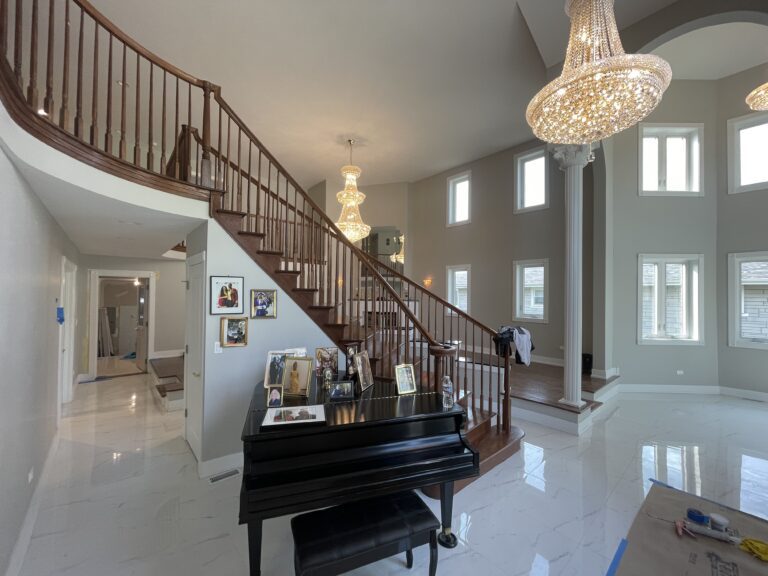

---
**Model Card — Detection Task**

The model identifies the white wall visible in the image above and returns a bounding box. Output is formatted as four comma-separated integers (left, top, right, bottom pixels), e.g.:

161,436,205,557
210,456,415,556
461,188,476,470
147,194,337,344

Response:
0,145,82,574
187,221,336,463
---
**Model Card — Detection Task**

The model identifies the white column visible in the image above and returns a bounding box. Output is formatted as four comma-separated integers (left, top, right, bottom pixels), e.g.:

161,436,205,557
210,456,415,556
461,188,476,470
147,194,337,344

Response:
551,144,591,409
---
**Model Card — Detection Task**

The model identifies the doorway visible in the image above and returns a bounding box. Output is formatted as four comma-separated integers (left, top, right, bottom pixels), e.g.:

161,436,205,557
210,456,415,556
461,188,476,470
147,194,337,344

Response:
88,270,157,380
57,256,78,422
184,252,205,461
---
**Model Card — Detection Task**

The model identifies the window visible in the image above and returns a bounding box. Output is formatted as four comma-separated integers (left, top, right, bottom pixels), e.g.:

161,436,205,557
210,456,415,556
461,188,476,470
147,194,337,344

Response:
728,251,768,350
639,124,702,196
514,148,548,213
446,265,470,313
447,172,471,226
513,259,548,323
638,254,703,345
728,113,768,194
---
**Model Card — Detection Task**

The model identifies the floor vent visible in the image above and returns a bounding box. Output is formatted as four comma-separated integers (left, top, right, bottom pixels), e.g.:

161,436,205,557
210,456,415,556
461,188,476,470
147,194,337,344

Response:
209,469,240,483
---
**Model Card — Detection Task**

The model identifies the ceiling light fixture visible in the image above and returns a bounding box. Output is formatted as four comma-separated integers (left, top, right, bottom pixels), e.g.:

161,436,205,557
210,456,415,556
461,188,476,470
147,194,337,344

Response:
335,139,370,244
746,82,768,111
390,235,405,265
526,0,672,145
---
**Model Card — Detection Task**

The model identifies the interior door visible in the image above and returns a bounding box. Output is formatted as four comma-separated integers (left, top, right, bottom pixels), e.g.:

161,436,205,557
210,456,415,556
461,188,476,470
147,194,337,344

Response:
58,257,77,419
185,253,205,461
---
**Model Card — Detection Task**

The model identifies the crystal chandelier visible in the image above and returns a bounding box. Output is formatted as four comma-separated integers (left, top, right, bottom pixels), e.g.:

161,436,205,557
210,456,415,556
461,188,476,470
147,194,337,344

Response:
747,82,768,111
335,139,371,243
389,235,405,265
526,0,672,145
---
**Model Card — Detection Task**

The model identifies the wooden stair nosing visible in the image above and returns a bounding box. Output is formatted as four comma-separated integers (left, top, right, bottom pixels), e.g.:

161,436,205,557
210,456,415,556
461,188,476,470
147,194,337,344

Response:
217,209,247,217
238,230,266,239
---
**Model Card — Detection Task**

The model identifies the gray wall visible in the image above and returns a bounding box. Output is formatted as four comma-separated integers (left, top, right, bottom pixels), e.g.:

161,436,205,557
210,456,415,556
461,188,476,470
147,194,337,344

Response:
0,146,82,574
716,63,768,392
188,221,336,461
80,255,187,354
407,140,594,360
610,79,720,386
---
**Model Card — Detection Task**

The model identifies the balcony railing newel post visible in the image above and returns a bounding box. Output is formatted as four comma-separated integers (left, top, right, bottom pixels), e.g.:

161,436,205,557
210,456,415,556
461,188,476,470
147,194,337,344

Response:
201,80,212,187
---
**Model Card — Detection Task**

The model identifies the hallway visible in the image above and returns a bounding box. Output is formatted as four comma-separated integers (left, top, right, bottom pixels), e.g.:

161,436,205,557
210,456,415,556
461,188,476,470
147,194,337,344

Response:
18,376,768,576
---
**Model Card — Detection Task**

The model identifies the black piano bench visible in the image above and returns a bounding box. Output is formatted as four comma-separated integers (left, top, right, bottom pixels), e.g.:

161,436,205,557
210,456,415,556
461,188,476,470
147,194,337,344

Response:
290,490,439,576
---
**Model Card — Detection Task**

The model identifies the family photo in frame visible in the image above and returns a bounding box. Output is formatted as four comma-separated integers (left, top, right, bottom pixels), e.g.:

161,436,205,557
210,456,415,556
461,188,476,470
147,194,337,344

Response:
267,386,284,407
221,317,248,347
210,276,244,315
395,364,417,395
282,357,313,397
353,351,374,392
251,289,277,319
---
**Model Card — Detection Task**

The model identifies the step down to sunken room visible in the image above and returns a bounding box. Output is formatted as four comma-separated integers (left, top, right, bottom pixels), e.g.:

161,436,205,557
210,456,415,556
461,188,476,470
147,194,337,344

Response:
149,356,185,413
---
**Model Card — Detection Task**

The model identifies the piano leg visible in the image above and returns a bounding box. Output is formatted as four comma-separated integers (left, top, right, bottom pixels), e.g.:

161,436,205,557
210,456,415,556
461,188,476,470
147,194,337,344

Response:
247,520,263,576
437,481,458,548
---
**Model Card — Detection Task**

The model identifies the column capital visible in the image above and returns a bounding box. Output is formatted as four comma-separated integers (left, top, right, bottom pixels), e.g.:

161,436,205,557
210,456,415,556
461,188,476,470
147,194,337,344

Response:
549,144,593,170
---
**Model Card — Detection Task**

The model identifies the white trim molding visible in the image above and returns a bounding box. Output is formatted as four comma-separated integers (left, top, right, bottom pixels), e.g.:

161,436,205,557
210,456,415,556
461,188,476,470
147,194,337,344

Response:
638,123,704,197
513,258,549,324
513,146,549,214
727,111,768,195
728,251,768,351
446,170,471,227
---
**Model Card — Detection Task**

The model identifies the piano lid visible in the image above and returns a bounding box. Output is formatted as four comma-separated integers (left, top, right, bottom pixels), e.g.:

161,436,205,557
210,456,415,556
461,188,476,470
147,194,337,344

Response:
242,383,464,442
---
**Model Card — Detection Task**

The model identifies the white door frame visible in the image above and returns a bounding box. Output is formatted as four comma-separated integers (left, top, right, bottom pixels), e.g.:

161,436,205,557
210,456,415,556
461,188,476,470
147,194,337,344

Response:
57,256,78,424
87,269,157,380
185,251,206,462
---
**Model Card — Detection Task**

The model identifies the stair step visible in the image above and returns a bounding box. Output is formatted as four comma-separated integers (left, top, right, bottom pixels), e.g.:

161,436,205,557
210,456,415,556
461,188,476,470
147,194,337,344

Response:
309,305,335,311
238,230,265,238
217,209,247,217
275,269,301,276
293,287,318,293
326,322,349,328
257,249,283,256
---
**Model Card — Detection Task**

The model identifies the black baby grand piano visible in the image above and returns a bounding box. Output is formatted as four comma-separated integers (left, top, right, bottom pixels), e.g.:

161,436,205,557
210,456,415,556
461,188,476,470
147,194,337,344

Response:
239,381,479,575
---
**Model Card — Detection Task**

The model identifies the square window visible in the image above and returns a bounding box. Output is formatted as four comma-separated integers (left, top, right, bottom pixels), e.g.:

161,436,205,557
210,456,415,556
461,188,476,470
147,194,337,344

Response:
447,172,471,226
728,113,768,194
446,265,471,313
639,124,703,196
728,252,768,350
638,254,703,345
514,148,548,213
513,259,548,323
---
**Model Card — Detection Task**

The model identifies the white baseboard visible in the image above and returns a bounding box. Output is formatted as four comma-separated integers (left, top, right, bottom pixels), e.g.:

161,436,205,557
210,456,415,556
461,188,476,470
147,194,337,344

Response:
75,373,91,384
619,384,721,395
717,387,768,403
531,355,564,367
592,367,620,380
197,452,244,479
5,433,60,576
149,349,185,360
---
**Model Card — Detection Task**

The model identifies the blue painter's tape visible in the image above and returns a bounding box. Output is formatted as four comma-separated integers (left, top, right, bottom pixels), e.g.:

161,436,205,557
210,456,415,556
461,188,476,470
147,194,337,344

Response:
606,538,628,576
687,508,709,525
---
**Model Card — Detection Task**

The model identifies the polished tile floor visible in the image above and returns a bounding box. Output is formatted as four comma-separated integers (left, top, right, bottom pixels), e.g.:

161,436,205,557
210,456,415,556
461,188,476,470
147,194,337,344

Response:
19,375,768,576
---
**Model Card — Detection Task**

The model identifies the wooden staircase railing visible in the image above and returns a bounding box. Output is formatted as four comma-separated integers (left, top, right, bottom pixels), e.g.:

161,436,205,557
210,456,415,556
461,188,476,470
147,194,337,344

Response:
0,0,513,433
364,257,512,433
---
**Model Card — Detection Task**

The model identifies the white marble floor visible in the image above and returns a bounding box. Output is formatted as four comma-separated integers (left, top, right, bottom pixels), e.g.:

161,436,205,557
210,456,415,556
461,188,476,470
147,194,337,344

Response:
18,375,768,576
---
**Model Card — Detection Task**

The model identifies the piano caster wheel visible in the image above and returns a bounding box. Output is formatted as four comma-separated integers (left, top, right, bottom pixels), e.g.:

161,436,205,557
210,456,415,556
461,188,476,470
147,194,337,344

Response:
437,531,458,549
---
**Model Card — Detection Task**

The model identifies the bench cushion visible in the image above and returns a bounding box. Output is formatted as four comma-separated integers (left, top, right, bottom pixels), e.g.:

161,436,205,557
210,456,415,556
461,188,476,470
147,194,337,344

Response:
291,491,439,571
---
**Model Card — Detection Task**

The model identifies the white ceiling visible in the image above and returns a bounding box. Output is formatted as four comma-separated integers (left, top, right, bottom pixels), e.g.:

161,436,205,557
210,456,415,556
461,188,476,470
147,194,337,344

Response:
17,165,203,259
652,23,768,80
517,0,679,69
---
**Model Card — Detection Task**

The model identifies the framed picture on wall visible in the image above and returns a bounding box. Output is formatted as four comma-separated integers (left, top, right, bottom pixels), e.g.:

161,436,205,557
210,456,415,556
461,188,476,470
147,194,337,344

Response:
250,289,277,319
221,316,248,347
210,276,244,315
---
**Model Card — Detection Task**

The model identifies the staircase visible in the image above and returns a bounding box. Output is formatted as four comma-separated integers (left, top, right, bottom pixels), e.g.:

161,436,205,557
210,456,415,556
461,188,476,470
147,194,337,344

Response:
0,0,524,491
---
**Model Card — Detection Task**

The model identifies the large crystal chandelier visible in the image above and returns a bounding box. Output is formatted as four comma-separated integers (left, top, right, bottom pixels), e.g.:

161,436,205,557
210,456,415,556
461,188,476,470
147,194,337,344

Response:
390,235,405,265
747,82,768,111
526,0,672,145
335,139,371,243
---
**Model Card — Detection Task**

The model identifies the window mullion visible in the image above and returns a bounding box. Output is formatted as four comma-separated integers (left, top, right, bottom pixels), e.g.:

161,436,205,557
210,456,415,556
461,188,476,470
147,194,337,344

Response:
659,138,667,192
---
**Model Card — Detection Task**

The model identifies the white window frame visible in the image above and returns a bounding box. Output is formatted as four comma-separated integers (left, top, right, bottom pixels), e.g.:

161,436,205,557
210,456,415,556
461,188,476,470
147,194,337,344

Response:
514,147,549,214
446,171,471,227
638,123,704,197
728,112,768,195
513,258,549,324
728,251,768,351
637,254,704,346
446,264,471,314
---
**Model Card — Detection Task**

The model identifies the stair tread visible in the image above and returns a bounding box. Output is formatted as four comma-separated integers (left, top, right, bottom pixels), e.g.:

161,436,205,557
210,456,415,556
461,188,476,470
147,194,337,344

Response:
217,209,247,217
275,269,301,275
309,305,334,310
293,287,318,293
257,249,283,255
238,231,265,238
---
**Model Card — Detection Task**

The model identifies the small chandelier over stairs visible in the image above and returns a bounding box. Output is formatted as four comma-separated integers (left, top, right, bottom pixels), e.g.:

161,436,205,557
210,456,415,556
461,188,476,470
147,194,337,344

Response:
335,139,371,243
526,0,672,145
747,82,768,111
390,235,405,265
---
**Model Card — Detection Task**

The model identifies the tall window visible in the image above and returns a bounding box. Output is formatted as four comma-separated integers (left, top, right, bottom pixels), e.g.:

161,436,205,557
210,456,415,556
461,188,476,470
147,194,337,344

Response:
639,124,702,196
728,252,768,350
728,113,768,194
446,265,471,313
638,254,703,344
447,172,471,226
513,259,548,323
514,148,548,213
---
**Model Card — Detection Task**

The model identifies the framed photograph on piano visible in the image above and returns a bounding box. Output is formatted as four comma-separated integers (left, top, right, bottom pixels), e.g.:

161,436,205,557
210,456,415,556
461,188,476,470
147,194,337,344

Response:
395,364,417,395
353,350,374,393
282,357,313,397
262,405,326,427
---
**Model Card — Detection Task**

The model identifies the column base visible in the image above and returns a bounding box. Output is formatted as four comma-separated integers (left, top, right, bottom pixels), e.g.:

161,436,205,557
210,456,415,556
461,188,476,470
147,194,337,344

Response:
558,397,587,409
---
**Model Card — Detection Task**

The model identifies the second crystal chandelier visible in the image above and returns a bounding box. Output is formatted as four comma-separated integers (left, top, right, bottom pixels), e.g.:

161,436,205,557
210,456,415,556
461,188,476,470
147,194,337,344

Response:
335,139,371,243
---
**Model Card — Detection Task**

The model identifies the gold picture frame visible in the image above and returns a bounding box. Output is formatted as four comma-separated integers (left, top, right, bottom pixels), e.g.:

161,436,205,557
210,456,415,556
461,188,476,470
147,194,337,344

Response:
220,316,248,347
395,364,417,395
354,350,374,392
250,289,277,319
